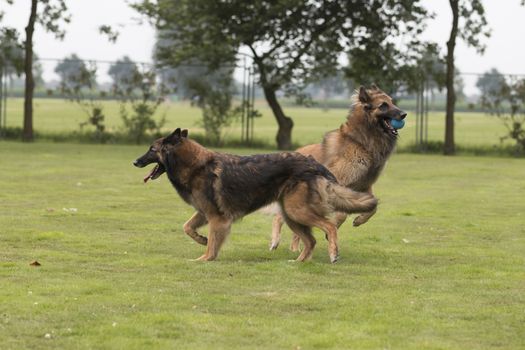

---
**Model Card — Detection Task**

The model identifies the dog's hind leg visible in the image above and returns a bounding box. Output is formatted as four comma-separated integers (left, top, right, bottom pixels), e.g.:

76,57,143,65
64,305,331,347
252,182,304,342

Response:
270,213,301,253
269,213,284,251
315,220,340,263
353,206,377,227
183,211,208,245
352,187,377,227
289,233,301,252
282,191,340,263
195,216,232,261
293,214,340,263
334,212,348,228
284,219,316,262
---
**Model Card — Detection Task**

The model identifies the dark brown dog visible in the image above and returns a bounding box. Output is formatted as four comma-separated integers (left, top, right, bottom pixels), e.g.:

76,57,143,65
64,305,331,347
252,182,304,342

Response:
134,128,377,263
270,85,406,250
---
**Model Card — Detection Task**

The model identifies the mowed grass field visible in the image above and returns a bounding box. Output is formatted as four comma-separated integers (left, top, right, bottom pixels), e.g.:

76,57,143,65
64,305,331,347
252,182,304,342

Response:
1,141,524,349
3,97,515,149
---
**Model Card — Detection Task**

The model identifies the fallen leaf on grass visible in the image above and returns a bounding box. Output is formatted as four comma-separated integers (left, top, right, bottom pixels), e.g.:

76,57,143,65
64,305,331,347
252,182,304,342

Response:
402,238,410,244
30,260,41,266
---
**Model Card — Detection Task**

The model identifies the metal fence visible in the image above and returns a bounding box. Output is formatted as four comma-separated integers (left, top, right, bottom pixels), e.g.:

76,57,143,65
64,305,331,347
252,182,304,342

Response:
1,57,525,149
0,55,257,142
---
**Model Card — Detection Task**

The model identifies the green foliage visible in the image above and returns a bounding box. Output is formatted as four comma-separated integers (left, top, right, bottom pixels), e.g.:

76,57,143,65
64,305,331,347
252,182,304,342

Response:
55,54,96,97
479,76,525,154
98,25,119,43
133,0,432,148
138,0,429,92
36,0,71,40
457,0,491,53
476,68,506,105
0,27,23,74
55,54,106,139
188,77,240,146
108,56,142,96
120,100,165,144
109,59,167,144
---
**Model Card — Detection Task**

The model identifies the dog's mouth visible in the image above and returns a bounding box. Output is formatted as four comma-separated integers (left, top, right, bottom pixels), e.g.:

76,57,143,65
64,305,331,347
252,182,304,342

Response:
380,118,398,136
143,163,166,183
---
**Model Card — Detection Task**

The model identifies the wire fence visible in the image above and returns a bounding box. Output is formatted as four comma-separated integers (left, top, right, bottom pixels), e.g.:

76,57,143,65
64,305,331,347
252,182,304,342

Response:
0,55,258,142
1,55,524,148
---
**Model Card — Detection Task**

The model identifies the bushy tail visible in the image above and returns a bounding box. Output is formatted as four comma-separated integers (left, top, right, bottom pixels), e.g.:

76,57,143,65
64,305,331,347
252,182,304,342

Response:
327,183,378,214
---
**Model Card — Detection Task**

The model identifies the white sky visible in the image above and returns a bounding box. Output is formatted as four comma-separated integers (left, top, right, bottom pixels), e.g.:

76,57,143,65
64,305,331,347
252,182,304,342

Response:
2,0,525,94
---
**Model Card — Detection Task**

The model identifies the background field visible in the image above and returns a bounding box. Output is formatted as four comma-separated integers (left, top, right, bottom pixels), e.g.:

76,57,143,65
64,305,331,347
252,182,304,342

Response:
2,97,514,151
1,141,524,349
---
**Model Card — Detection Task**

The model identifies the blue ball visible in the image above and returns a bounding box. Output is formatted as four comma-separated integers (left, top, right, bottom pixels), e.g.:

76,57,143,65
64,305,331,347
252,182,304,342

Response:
391,119,405,130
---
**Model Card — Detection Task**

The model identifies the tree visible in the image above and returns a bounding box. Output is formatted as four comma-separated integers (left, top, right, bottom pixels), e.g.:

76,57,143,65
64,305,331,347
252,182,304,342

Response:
346,42,445,98
108,57,167,144
55,54,106,138
154,34,220,100
187,73,240,145
476,68,506,105
133,0,429,149
0,27,24,75
21,0,70,141
108,56,141,95
154,31,241,142
479,77,525,155
444,0,489,155
55,54,96,94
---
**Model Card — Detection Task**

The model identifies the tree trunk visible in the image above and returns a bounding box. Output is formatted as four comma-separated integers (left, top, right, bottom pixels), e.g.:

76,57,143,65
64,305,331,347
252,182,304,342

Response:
23,0,38,142
444,0,459,155
263,86,293,150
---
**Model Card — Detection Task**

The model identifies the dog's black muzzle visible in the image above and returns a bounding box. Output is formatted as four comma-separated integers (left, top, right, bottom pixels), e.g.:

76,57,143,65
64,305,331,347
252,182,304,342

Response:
133,159,146,168
133,151,157,168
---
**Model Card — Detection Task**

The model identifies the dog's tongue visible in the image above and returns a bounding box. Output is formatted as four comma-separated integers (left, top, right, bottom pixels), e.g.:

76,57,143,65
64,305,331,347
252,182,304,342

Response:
143,165,157,183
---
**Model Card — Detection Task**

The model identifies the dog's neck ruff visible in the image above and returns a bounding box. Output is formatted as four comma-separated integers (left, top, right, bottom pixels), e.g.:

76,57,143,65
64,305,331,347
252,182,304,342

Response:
340,109,397,164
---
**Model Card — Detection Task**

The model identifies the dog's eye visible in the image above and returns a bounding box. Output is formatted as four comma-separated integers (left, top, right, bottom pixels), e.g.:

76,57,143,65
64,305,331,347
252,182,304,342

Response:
379,102,389,111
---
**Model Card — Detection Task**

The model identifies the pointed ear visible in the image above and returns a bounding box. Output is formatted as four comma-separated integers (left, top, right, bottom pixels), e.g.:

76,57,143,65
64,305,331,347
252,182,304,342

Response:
359,86,371,104
181,129,188,138
370,83,379,91
164,128,181,144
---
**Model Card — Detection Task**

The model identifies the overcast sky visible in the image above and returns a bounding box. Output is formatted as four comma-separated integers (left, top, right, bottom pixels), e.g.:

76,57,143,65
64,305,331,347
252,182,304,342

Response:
2,1,525,94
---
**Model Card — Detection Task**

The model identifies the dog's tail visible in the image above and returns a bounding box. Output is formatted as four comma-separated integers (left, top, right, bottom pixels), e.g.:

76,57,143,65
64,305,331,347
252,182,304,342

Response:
327,182,377,214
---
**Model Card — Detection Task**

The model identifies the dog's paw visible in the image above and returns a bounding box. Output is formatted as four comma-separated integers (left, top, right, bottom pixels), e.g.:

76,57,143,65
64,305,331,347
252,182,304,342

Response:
330,254,340,264
353,215,368,227
269,241,280,251
195,235,208,246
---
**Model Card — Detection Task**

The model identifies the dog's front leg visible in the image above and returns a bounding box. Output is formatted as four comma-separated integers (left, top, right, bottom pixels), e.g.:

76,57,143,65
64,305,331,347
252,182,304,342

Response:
195,216,232,261
183,211,208,245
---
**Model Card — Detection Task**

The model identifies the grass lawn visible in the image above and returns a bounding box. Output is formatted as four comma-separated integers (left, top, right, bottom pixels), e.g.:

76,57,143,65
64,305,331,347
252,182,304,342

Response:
0,141,524,349
3,97,515,150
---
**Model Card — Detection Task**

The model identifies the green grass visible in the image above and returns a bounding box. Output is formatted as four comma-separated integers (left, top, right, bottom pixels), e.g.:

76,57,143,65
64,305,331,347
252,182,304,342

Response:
1,141,524,349
2,97,516,151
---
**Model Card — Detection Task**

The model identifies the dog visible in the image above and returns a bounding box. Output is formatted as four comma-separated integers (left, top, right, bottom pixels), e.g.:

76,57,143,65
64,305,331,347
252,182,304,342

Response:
269,85,406,251
133,128,378,263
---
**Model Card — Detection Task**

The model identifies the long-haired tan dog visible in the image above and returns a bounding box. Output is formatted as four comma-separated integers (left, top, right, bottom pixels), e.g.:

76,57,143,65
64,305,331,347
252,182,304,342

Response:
270,85,406,251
